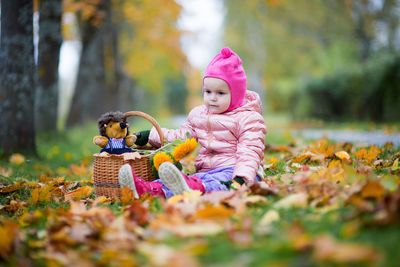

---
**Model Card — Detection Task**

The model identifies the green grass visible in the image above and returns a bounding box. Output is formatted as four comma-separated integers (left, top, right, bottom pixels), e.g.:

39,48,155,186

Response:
1,118,400,266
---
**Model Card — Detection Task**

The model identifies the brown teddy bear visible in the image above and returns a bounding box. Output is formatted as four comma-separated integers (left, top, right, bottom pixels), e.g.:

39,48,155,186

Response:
93,111,137,155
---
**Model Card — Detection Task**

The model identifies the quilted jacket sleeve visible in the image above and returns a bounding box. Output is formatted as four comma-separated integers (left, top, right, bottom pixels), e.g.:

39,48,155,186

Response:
148,109,198,148
233,111,266,184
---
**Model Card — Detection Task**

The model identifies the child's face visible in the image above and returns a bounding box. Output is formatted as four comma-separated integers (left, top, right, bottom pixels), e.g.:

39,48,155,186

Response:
203,77,231,114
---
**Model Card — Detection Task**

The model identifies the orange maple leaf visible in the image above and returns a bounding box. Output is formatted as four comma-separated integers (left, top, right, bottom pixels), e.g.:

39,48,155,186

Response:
64,186,94,201
120,187,134,205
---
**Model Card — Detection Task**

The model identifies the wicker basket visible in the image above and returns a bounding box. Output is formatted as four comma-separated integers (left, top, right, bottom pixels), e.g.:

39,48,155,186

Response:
92,111,164,199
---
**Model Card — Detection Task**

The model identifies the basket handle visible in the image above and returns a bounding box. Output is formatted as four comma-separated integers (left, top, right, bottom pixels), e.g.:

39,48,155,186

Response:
124,111,164,145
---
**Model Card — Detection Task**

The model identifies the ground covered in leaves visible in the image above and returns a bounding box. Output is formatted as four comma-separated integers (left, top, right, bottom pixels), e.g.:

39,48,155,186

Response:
1,126,400,266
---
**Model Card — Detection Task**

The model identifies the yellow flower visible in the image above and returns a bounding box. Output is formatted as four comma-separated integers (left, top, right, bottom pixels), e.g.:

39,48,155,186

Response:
153,152,174,171
172,138,198,161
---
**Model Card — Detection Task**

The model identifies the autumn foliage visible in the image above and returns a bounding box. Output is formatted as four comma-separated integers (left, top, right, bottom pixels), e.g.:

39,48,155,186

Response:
1,137,400,265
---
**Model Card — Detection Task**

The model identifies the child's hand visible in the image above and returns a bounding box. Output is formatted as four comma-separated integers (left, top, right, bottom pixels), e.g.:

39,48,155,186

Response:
220,176,246,190
134,130,150,146
231,176,245,189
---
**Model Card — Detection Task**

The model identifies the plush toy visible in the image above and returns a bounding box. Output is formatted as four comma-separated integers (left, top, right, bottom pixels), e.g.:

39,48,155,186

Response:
93,111,137,155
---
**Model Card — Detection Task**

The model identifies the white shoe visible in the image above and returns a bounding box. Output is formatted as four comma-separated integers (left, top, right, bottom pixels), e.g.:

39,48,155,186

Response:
118,164,139,199
158,162,190,195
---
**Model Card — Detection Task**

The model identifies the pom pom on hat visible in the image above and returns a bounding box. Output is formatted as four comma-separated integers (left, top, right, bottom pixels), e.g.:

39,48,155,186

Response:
221,47,233,58
203,47,247,112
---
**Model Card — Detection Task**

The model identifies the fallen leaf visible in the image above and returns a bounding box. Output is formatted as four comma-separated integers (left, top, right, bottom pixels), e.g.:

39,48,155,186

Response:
93,196,111,205
9,153,25,165
200,190,236,205
392,158,399,171
360,180,385,200
341,220,360,238
120,187,135,204
249,182,278,196
38,184,54,202
242,195,269,205
195,205,233,220
0,167,13,177
0,220,19,259
69,223,93,244
167,194,184,205
168,222,223,237
138,243,176,266
312,234,381,264
64,186,94,201
287,221,311,251
69,163,89,177
274,193,308,209
126,201,149,225
381,175,399,192
258,209,280,226
335,151,350,161
29,188,39,205
0,181,26,193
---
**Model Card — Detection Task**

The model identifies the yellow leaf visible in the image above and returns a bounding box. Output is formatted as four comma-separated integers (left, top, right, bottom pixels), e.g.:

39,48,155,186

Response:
0,181,26,193
341,220,360,238
354,148,367,160
9,153,25,165
64,186,94,201
328,159,341,168
259,209,280,226
392,158,399,171
0,221,19,259
195,205,233,220
30,188,39,205
366,146,381,161
360,180,385,200
335,151,350,161
0,167,13,177
269,157,279,164
312,234,380,264
274,193,308,209
120,187,134,205
167,194,184,205
69,163,89,177
93,196,111,205
381,175,399,192
18,212,30,227
38,184,54,202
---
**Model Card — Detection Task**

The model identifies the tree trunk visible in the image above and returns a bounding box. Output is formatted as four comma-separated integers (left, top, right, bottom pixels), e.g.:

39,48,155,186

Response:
352,1,373,62
36,0,63,132
66,2,109,127
104,3,123,111
0,0,37,156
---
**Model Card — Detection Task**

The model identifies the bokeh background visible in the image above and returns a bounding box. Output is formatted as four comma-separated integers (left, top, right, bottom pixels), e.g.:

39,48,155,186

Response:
1,0,400,154
58,0,400,126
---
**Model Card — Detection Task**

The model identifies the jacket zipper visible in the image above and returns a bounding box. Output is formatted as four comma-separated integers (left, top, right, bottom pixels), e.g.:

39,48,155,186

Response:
207,114,213,168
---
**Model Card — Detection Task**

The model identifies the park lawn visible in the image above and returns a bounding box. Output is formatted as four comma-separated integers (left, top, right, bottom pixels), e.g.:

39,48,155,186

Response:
0,120,399,266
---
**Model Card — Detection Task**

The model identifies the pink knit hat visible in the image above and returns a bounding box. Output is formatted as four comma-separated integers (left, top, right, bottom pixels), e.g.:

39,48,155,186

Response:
203,47,247,112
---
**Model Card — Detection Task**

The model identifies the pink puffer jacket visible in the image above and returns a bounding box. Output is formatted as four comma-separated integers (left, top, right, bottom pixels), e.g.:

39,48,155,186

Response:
149,90,267,183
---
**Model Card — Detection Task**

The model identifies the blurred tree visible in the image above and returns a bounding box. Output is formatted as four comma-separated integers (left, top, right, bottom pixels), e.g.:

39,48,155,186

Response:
119,0,188,115
35,0,63,132
350,0,400,61
65,0,188,126
0,0,37,155
66,0,109,126
223,0,400,114
223,0,356,111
